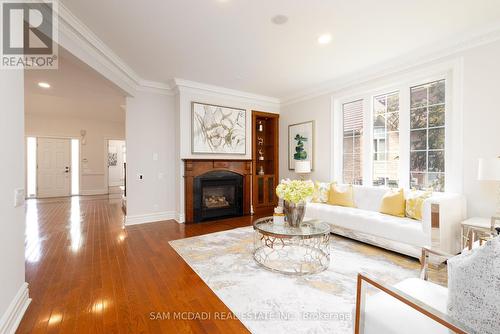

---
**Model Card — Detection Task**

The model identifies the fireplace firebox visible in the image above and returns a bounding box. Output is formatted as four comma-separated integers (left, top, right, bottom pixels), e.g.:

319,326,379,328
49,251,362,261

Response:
193,171,243,222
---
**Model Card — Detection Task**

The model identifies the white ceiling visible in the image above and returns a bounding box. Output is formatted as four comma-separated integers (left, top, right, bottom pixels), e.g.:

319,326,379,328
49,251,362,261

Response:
25,48,127,122
60,0,500,98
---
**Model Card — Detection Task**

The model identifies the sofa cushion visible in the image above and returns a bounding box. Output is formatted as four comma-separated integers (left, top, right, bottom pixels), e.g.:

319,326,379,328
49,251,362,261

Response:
379,188,406,217
405,189,432,220
312,181,330,203
328,183,355,207
306,202,427,247
352,185,388,211
363,278,448,334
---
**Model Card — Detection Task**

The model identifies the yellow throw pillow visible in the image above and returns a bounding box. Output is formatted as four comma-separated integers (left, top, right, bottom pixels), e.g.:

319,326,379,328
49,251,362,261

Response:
379,188,406,218
313,182,330,203
405,190,432,220
328,183,355,207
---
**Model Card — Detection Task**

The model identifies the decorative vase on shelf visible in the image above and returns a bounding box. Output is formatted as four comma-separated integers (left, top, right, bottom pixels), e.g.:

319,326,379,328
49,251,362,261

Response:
283,200,306,227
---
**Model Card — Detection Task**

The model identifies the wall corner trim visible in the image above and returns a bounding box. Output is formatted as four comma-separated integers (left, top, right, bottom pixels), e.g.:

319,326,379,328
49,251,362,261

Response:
175,213,186,224
124,211,178,226
0,283,31,334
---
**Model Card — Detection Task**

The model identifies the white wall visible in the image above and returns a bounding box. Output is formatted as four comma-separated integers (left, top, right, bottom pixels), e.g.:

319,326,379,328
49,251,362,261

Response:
461,42,500,217
25,114,125,195
107,140,126,187
175,86,280,222
279,94,332,182
125,91,177,224
280,40,500,218
0,70,30,332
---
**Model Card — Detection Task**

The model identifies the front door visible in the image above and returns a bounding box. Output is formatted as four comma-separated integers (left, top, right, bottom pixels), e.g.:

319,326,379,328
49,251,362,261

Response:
37,138,71,198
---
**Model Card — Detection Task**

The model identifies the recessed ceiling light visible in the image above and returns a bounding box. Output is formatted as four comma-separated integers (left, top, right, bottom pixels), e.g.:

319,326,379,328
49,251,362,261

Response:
38,82,51,89
271,15,288,25
318,33,332,45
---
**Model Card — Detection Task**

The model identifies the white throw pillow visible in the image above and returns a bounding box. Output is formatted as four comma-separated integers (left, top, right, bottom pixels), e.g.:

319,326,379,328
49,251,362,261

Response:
447,236,500,334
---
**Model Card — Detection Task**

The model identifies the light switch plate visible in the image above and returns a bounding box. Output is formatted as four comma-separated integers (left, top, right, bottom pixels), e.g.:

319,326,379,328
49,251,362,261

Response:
14,188,25,207
152,153,159,161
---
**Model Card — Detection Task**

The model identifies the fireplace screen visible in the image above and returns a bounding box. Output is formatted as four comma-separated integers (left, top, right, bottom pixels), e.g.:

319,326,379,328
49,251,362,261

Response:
203,185,234,209
193,170,243,222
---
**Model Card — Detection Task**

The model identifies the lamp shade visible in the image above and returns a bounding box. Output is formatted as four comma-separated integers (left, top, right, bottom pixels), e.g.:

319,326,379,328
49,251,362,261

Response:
478,158,500,181
295,160,311,174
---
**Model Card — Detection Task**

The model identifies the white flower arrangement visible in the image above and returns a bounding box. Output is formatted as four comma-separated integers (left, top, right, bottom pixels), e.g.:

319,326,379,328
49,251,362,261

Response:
275,179,314,204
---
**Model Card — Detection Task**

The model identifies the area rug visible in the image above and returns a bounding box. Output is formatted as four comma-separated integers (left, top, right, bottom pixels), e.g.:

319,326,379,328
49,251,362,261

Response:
169,226,421,334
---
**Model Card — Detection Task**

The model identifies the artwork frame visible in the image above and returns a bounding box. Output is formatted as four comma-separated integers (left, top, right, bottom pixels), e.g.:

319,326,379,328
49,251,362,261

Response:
288,120,315,170
191,102,247,155
108,152,118,167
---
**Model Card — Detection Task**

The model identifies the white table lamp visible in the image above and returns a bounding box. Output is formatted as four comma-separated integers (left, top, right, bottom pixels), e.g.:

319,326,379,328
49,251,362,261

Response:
295,160,311,180
478,157,500,217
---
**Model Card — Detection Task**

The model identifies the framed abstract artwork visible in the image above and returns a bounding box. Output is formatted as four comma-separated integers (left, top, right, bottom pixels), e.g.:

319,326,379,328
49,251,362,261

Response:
288,120,314,170
192,102,246,154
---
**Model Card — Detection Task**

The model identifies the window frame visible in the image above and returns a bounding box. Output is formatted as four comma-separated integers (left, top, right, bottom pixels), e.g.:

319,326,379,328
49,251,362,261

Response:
341,99,365,185
331,62,461,193
372,91,400,187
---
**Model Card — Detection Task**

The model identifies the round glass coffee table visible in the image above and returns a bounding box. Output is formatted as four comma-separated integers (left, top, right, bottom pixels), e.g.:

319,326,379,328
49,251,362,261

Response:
252,217,331,275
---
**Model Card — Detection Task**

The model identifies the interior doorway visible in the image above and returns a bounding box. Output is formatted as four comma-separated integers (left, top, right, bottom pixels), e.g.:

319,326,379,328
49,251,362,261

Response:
27,137,80,198
107,140,126,199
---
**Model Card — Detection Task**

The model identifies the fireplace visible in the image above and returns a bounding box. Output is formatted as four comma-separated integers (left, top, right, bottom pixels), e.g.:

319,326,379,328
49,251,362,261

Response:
194,171,243,222
183,159,252,223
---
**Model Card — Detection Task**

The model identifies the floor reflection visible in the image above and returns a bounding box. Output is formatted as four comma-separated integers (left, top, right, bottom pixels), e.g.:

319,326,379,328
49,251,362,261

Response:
25,199,41,263
69,196,82,253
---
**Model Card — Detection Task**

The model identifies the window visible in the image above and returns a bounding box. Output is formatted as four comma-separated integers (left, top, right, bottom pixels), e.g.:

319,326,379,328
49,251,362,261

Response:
409,80,445,191
337,77,448,192
342,100,364,185
373,92,399,187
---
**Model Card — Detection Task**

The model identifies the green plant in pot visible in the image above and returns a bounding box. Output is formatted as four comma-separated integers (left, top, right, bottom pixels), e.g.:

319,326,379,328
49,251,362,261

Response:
276,179,314,227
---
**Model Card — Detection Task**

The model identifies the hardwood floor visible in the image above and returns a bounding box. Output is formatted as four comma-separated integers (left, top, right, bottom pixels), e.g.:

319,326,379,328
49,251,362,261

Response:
18,196,255,333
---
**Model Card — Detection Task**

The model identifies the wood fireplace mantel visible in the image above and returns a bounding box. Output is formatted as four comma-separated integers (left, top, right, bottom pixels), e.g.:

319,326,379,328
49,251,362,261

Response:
183,159,252,223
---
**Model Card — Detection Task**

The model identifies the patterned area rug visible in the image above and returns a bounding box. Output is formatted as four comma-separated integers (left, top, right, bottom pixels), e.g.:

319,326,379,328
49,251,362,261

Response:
169,226,421,333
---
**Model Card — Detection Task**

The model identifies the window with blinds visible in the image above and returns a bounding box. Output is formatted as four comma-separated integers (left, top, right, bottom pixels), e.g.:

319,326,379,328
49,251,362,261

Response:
342,100,364,185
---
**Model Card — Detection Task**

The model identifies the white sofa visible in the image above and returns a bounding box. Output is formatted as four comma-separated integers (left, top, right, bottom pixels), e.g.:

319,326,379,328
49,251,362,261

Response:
305,185,466,257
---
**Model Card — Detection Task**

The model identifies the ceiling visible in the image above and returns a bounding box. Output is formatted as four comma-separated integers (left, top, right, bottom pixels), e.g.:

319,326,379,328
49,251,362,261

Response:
25,48,127,122
60,0,500,98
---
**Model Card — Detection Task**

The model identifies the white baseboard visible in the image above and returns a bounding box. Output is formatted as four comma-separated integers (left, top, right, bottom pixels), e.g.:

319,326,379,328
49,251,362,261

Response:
125,211,177,226
176,213,185,224
0,283,31,334
80,189,108,196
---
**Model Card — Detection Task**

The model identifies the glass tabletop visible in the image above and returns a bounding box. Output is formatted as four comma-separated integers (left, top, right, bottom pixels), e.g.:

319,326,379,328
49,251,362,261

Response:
253,217,330,237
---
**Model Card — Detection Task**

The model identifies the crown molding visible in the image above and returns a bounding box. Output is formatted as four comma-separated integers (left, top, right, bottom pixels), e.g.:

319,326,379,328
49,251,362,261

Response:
281,22,500,106
56,3,172,96
55,3,500,106
137,80,176,95
55,3,280,101
174,78,281,106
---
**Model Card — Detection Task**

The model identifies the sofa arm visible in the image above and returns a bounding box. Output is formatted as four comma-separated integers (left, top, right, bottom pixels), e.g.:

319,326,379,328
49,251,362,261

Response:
421,194,467,255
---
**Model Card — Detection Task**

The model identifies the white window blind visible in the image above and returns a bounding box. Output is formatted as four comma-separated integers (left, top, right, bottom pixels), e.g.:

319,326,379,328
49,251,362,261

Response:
342,100,364,185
